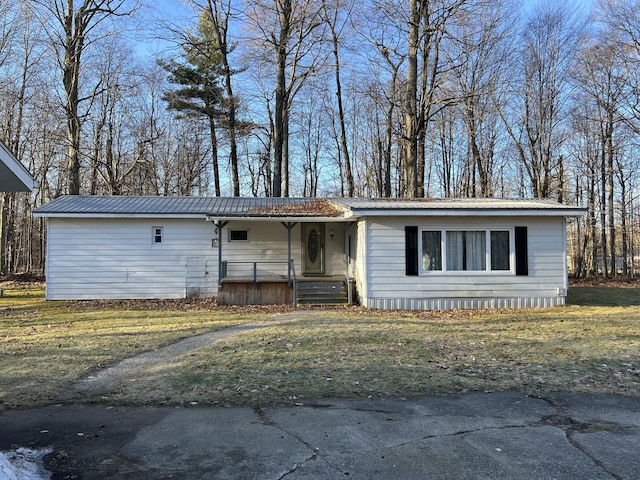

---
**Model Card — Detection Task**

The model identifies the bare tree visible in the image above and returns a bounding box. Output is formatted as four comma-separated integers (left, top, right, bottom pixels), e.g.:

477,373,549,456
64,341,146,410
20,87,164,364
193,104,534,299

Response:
448,0,515,197
321,0,354,196
32,0,139,195
0,4,44,275
403,0,470,198
501,2,581,199
360,2,406,197
246,0,326,197
0,2,17,77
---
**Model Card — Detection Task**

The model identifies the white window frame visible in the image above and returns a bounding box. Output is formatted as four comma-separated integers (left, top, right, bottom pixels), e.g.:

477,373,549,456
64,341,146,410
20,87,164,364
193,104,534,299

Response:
152,226,163,244
418,228,515,275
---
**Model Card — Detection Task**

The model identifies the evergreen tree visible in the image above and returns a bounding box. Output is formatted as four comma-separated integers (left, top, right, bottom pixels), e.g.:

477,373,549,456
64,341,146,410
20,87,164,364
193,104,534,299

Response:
159,12,226,196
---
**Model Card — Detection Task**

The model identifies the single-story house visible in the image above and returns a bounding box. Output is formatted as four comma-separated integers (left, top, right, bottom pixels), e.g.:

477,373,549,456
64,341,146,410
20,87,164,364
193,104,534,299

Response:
33,196,585,310
0,139,34,192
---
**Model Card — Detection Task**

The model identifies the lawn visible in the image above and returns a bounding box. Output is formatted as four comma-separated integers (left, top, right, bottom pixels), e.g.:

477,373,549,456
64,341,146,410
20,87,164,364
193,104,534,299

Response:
1,282,639,408
0,282,284,408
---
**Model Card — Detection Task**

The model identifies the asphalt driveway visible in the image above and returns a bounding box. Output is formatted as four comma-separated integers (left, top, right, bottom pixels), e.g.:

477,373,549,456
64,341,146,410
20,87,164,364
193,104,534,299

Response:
1,391,639,479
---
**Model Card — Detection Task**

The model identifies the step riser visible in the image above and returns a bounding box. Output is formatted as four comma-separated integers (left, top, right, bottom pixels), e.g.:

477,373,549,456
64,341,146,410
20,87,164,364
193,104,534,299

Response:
296,281,349,306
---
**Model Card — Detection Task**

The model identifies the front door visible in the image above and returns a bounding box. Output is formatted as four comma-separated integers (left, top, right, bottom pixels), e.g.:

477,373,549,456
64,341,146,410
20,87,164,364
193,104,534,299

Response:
302,223,325,274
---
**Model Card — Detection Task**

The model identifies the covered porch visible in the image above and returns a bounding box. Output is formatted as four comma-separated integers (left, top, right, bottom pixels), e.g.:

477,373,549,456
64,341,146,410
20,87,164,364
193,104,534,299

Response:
209,211,356,306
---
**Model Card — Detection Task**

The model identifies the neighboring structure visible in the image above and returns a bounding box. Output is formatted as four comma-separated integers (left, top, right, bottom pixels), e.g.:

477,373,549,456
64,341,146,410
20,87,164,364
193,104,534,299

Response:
0,139,34,192
33,196,585,310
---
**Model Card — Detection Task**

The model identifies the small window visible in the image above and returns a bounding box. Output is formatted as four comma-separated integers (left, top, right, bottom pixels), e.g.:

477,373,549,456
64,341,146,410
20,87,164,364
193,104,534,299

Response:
229,229,248,242
490,231,510,270
153,226,163,243
421,230,442,271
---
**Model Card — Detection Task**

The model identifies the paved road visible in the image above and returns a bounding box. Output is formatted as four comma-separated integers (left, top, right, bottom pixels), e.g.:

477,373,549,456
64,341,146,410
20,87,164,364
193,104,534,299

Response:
1,391,639,479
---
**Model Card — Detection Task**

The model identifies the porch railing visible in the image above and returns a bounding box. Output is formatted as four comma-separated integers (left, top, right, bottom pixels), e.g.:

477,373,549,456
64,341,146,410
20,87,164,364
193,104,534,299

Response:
221,260,296,287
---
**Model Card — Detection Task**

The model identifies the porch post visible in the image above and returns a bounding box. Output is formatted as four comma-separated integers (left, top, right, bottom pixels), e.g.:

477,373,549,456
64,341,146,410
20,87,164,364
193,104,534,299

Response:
343,222,356,306
215,220,228,289
281,222,297,286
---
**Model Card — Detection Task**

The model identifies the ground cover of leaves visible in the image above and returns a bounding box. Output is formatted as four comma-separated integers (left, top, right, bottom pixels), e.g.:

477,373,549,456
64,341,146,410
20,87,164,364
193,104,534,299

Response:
1,282,638,408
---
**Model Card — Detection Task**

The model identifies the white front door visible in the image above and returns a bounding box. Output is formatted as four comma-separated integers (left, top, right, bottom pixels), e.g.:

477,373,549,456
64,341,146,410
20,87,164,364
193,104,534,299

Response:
302,223,325,274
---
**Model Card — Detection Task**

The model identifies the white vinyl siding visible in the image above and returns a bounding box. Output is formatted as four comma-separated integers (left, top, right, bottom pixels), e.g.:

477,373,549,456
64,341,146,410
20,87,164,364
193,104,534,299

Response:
324,225,346,275
356,216,568,310
220,221,302,278
45,219,350,301
45,218,217,300
217,221,346,279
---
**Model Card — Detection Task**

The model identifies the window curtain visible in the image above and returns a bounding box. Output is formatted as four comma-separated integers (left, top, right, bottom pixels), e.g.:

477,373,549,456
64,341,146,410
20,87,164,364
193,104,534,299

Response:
446,231,464,270
446,231,485,271
467,231,486,270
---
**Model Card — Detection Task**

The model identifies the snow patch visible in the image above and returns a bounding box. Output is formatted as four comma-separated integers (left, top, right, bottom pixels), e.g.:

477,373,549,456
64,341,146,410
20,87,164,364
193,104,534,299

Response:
0,448,51,480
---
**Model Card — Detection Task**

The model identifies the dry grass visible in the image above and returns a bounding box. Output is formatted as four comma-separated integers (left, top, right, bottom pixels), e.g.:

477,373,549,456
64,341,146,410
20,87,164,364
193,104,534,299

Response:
0,282,285,408
1,283,639,408
112,300,639,406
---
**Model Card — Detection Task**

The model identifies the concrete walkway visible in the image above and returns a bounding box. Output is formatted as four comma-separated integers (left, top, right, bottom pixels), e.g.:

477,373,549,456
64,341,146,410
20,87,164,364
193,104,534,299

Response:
58,311,312,401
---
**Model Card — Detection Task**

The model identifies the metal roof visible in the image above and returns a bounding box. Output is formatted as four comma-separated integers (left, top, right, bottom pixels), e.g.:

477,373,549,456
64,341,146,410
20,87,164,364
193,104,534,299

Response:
33,196,344,218
33,195,586,218
0,139,34,192
339,198,586,216
33,195,216,216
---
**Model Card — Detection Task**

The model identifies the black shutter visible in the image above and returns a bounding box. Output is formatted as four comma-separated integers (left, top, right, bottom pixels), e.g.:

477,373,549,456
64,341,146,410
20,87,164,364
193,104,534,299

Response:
515,226,528,276
405,226,419,276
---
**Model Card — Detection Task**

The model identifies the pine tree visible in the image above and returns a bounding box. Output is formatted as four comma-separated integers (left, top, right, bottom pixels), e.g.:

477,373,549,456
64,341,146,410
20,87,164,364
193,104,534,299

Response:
159,12,225,196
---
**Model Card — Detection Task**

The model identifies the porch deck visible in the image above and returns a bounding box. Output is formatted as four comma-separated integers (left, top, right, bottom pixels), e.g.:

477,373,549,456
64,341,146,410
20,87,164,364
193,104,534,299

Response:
218,275,354,306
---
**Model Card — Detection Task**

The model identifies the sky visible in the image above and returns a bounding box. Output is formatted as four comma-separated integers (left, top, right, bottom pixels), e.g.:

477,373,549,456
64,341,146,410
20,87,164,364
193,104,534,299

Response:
134,0,194,57
139,0,599,59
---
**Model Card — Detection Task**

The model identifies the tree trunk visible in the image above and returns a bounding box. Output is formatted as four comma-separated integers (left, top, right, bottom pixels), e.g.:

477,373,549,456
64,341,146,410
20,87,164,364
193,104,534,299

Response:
0,193,16,274
404,0,419,198
272,1,291,198
599,131,608,278
326,8,353,197
607,112,615,277
620,175,629,277
588,166,598,277
63,1,84,195
209,116,221,196
205,0,240,196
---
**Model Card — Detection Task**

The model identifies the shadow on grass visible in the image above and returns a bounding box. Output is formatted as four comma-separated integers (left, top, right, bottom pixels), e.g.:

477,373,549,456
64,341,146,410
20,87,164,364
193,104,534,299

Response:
567,287,640,307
